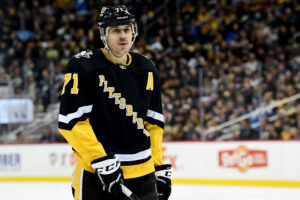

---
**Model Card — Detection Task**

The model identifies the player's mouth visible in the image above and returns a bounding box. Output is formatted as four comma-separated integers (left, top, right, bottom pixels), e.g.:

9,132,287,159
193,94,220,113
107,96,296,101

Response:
118,42,128,47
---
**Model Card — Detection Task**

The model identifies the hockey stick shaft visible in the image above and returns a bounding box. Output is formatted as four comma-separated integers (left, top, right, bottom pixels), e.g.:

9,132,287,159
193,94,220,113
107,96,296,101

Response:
120,183,141,200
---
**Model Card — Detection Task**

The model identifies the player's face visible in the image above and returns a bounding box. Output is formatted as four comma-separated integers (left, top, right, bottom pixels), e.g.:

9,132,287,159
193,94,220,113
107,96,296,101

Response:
106,25,133,57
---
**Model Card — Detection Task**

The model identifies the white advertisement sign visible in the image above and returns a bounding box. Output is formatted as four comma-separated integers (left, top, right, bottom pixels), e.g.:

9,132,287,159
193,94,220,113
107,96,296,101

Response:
0,144,74,177
163,141,300,181
0,98,34,124
0,85,10,98
0,141,299,186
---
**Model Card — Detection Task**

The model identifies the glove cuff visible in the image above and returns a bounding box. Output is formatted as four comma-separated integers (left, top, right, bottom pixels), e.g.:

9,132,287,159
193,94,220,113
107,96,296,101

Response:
155,164,172,180
155,164,172,171
91,153,120,175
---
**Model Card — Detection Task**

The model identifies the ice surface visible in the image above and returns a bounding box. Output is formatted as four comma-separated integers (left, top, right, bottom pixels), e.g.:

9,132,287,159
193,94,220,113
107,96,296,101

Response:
0,182,299,200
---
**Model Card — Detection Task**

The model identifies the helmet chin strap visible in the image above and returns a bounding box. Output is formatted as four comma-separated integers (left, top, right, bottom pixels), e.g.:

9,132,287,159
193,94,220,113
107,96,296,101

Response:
101,36,111,54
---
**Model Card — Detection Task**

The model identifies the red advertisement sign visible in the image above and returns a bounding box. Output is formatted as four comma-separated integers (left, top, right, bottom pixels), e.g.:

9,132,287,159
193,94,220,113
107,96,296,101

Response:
49,152,77,167
219,146,268,172
162,147,178,170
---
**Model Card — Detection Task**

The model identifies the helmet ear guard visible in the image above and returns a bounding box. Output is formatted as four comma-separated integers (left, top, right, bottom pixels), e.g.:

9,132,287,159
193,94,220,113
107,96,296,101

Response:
97,5,138,53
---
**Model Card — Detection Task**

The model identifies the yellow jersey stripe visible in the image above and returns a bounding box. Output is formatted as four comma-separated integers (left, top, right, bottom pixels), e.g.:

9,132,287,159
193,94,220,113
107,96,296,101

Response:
72,164,83,200
122,158,155,179
126,53,132,66
144,121,163,166
58,118,107,168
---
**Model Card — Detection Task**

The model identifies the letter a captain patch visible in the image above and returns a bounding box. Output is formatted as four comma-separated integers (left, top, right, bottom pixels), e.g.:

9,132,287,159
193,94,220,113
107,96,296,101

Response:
146,72,154,91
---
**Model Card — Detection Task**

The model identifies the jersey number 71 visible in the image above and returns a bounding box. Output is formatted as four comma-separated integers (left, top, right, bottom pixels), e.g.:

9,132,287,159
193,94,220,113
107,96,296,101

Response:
61,73,79,95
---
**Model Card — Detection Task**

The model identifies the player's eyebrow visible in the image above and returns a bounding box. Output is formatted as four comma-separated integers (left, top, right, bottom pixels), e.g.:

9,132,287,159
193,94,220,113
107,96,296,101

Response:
111,25,131,30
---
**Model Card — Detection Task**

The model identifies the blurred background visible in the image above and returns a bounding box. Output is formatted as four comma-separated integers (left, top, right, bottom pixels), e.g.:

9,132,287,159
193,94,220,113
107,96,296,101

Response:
1,1,300,199
0,0,300,143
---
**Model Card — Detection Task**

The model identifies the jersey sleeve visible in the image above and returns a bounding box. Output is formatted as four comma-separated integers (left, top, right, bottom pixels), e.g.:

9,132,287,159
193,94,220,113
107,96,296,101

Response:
58,57,106,171
144,61,165,167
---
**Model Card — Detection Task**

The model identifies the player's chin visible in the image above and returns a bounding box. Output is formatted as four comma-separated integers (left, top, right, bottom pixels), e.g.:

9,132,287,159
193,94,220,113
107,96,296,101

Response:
115,49,129,57
118,46,130,52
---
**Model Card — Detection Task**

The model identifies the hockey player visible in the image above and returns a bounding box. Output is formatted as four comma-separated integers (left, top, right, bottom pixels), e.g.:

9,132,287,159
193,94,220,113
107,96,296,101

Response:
58,5,172,200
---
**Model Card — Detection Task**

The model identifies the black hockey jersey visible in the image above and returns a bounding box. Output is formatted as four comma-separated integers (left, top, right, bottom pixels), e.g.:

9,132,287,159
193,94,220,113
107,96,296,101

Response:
58,49,164,179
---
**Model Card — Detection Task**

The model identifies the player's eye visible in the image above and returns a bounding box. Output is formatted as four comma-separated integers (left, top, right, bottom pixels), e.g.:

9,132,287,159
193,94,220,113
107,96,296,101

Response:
124,28,131,33
113,29,120,33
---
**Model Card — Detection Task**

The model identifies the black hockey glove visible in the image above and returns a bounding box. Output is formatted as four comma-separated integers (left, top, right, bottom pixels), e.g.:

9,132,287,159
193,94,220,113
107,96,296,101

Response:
91,153,124,196
155,164,172,200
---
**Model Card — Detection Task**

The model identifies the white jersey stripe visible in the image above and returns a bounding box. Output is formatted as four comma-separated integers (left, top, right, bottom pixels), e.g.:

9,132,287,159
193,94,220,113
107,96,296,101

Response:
116,148,151,162
147,109,164,123
58,105,93,124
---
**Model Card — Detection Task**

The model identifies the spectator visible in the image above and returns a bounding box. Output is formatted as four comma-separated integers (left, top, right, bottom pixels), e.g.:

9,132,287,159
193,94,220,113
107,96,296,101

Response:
40,126,52,143
14,131,32,143
238,120,259,140
182,121,201,140
281,123,297,140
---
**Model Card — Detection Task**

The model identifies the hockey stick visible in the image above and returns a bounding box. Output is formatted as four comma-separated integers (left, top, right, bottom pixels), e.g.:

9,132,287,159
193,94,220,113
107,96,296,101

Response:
120,183,141,200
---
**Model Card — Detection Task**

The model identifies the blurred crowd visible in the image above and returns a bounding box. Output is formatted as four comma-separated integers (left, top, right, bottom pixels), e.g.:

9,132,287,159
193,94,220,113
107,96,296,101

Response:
145,1,300,140
0,0,300,142
153,0,300,141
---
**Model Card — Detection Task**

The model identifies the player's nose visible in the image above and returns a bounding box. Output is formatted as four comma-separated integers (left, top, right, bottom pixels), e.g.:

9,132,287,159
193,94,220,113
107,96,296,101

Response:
119,30,127,38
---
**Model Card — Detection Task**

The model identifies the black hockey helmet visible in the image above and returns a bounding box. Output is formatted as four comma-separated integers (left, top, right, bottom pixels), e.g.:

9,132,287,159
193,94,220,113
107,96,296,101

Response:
97,5,138,51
